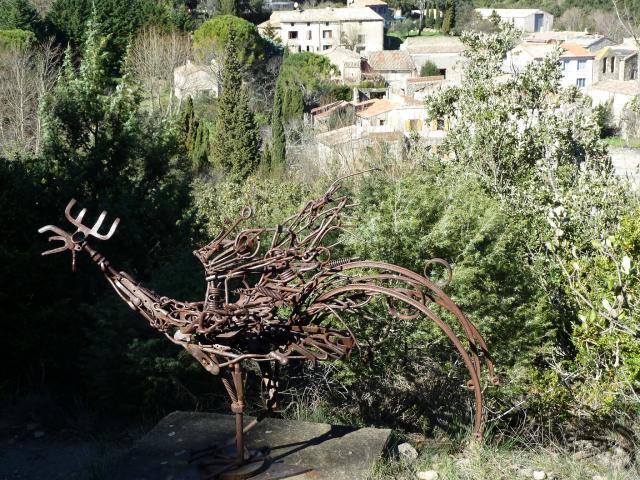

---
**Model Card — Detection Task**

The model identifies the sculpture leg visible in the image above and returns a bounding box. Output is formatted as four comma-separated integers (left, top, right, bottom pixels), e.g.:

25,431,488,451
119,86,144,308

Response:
190,363,268,480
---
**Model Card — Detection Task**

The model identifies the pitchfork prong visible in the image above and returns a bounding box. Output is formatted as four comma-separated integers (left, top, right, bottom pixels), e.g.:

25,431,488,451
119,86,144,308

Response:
91,217,120,240
91,211,107,234
38,225,70,254
64,199,79,225
75,208,87,223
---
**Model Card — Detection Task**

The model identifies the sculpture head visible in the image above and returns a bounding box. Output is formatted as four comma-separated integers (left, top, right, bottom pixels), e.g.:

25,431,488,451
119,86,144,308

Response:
38,199,120,270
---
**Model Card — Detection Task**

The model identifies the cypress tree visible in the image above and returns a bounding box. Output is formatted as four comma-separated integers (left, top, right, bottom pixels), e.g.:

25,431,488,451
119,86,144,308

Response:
271,81,286,171
442,1,455,35
210,37,260,180
180,96,196,156
282,85,303,123
191,120,209,171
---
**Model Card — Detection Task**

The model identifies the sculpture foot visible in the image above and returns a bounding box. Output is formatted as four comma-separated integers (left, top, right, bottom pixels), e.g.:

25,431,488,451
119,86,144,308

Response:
193,445,268,479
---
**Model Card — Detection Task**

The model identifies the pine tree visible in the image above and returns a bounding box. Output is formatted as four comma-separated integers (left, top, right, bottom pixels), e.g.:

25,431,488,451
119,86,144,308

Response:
271,82,286,171
210,38,260,180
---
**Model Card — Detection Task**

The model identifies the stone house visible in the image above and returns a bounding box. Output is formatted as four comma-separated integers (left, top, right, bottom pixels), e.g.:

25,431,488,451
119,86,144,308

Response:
595,39,639,82
524,31,614,53
173,60,218,100
257,6,384,54
476,8,553,33
399,36,467,84
316,125,407,169
318,46,363,83
401,75,446,100
587,80,639,121
348,0,392,28
363,51,417,88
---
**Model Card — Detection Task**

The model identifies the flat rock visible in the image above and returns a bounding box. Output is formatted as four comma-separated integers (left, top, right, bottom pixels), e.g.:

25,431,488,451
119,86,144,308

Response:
116,411,391,480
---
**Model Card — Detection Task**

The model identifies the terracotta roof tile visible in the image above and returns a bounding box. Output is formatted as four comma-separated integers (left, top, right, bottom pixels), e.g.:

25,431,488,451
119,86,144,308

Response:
560,42,594,58
357,99,398,118
367,51,415,71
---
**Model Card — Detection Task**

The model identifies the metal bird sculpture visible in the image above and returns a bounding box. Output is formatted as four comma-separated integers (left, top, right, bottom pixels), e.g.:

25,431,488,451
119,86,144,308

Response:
39,174,497,479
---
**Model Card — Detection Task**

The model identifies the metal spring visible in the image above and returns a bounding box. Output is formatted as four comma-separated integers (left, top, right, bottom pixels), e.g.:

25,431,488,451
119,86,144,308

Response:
327,257,356,269
255,285,283,301
279,269,297,282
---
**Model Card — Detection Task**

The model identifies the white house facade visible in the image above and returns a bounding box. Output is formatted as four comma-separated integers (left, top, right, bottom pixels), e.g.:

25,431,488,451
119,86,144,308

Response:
258,7,384,54
476,8,553,33
505,42,595,89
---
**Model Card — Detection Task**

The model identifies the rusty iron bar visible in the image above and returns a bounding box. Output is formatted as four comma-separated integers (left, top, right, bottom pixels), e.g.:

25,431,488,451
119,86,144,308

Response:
39,174,497,479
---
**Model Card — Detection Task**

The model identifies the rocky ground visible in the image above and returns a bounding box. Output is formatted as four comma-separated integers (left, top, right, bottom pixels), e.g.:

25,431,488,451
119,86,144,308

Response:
372,437,638,480
1,411,637,480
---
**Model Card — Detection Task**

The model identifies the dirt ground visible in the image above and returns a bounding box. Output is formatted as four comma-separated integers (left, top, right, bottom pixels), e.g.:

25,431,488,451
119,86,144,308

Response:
0,416,136,480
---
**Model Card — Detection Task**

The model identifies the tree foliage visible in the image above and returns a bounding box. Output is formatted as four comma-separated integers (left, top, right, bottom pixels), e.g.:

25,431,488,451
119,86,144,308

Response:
420,60,440,77
426,23,638,425
209,38,260,179
0,0,44,37
271,81,286,171
192,14,263,66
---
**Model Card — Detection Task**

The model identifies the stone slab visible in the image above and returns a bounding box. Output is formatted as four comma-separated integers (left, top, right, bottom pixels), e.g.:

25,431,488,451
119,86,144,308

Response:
116,411,391,480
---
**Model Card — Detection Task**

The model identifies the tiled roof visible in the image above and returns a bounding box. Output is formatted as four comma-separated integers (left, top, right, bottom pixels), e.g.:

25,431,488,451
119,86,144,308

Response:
590,80,640,96
276,6,383,23
174,62,213,76
596,46,638,60
515,41,594,59
525,31,608,48
356,99,398,118
319,46,362,62
560,42,595,58
407,75,445,83
476,8,546,17
401,36,467,54
367,51,415,71
352,0,388,5
311,100,352,119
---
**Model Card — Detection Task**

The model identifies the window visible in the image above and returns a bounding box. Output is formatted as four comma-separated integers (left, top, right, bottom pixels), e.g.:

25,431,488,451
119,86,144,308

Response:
379,119,385,126
576,78,586,88
357,34,365,44
437,118,445,130
323,44,330,50
322,30,332,39
325,22,329,26
307,31,312,40
610,57,615,73
307,22,310,26
562,60,568,70
409,119,420,131
602,58,607,73
577,59,586,71
306,46,310,51
288,31,298,39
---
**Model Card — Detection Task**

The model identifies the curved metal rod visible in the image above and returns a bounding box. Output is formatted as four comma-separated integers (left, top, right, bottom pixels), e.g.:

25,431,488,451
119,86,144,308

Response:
327,260,497,384
310,283,485,437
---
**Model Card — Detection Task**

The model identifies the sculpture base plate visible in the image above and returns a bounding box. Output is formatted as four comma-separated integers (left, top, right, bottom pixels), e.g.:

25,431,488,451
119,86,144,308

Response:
116,411,392,480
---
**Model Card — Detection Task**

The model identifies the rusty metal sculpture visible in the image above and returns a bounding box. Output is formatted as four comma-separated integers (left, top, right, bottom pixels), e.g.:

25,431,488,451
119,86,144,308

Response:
39,175,498,479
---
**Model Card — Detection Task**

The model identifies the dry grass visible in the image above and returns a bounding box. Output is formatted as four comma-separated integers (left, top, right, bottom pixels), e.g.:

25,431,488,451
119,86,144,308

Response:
369,440,637,480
